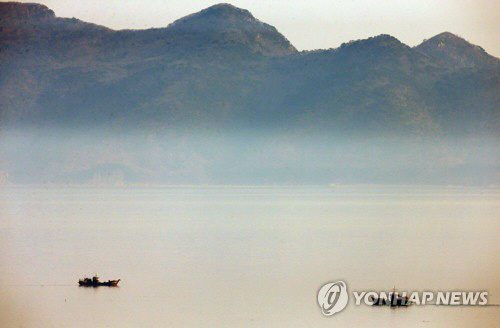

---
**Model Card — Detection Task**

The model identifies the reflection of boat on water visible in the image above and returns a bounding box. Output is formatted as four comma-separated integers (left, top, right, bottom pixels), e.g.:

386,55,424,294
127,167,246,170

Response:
78,275,120,287
370,288,412,307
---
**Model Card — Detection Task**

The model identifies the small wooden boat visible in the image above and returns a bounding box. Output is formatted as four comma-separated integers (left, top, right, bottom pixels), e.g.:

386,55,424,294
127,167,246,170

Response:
78,275,120,287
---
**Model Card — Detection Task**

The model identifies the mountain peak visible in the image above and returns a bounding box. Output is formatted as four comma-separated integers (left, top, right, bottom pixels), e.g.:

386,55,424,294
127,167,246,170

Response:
199,3,254,18
421,32,475,48
168,3,266,31
166,3,296,56
431,31,460,39
416,32,499,69
0,2,55,21
339,34,410,54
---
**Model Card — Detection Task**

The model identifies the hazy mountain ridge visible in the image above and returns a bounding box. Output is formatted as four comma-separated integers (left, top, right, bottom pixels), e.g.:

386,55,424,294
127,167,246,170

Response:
0,2,498,185
1,2,498,133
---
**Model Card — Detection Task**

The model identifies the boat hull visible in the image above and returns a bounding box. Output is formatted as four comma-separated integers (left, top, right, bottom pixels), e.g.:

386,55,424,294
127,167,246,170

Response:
78,279,120,287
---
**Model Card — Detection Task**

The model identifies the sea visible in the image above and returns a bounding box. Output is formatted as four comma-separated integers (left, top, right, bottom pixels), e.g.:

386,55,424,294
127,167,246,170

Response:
0,186,498,327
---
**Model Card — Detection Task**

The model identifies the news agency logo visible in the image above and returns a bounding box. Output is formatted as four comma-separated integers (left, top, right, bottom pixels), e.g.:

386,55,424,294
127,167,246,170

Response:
318,281,489,317
317,281,349,316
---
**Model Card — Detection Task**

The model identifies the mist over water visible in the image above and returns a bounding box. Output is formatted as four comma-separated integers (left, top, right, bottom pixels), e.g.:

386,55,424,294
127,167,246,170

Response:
0,127,497,186
0,121,498,327
1,123,497,327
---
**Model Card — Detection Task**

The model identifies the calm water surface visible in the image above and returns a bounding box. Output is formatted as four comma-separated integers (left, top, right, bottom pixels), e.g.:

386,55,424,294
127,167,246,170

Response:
1,186,499,327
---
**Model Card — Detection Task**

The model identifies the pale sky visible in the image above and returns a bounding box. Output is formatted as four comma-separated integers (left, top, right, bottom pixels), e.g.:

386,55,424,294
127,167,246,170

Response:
13,0,500,56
